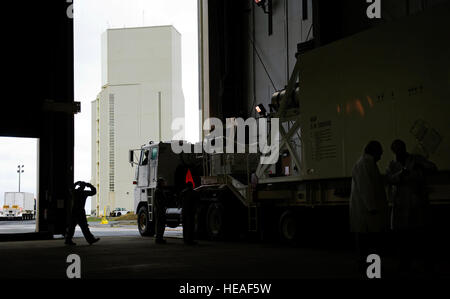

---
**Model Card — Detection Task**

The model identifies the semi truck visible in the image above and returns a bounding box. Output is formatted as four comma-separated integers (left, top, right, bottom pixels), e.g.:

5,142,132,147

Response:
1,192,36,220
131,5,450,241
130,142,202,236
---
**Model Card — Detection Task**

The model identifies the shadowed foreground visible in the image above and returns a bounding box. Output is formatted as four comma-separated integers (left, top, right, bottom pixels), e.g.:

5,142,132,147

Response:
1,235,449,279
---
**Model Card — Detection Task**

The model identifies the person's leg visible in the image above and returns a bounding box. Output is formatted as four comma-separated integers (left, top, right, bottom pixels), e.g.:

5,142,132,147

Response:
182,212,188,242
413,228,430,274
182,216,187,240
369,232,383,256
65,216,77,244
77,211,96,243
355,233,369,276
424,229,437,276
414,230,423,271
397,230,412,272
184,214,195,244
155,211,166,242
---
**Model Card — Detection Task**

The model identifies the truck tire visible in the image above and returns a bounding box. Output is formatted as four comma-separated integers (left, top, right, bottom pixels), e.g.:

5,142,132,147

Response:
278,210,298,243
138,206,155,237
205,202,226,240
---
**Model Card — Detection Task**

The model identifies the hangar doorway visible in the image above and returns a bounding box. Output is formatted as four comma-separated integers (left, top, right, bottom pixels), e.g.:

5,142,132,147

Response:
73,0,199,239
0,1,75,241
0,137,39,234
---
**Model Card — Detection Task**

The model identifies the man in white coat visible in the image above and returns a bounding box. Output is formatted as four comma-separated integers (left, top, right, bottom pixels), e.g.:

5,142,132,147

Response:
350,141,388,271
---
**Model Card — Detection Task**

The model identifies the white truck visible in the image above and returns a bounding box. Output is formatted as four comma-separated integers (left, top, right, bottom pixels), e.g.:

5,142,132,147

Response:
1,192,36,220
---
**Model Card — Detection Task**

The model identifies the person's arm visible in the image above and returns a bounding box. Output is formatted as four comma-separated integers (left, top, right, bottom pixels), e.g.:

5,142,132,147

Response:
402,156,432,183
84,183,97,196
415,155,438,175
358,159,378,213
385,161,403,184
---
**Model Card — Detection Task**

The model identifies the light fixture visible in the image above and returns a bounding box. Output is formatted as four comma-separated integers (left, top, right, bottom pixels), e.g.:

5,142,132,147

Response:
255,104,267,117
254,0,272,35
255,0,266,7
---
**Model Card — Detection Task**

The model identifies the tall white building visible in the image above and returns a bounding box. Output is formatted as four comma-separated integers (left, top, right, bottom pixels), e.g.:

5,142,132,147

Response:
91,26,185,215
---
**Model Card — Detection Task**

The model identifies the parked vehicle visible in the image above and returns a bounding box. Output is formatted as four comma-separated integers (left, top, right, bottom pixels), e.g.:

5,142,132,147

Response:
131,7,450,242
1,192,35,220
110,208,130,217
130,142,201,236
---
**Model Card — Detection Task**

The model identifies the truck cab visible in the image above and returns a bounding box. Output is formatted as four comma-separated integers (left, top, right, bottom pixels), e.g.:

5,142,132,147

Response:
129,142,201,236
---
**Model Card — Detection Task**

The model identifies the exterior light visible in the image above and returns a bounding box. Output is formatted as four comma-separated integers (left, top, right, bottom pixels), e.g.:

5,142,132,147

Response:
255,0,266,7
255,104,267,116
254,0,272,35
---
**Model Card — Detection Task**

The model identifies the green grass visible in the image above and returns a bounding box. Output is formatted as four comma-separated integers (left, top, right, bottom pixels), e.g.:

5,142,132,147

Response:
114,213,137,221
86,214,137,222
87,217,102,222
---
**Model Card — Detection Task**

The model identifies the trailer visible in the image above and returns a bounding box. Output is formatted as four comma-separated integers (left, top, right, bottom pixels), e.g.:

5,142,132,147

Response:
193,4,450,242
1,192,36,220
131,5,450,241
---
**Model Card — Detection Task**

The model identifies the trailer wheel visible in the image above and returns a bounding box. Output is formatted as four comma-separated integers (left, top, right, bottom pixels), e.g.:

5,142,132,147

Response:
206,202,225,240
138,206,155,237
278,211,298,243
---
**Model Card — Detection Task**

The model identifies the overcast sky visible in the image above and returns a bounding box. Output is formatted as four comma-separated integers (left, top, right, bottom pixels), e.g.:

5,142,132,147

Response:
0,0,198,213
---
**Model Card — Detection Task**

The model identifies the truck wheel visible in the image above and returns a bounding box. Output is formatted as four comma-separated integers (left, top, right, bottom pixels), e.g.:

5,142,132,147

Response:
278,210,298,243
206,202,225,240
138,206,155,237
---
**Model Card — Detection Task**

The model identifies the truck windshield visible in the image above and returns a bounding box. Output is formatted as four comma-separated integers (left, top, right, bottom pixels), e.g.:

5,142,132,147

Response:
141,150,149,165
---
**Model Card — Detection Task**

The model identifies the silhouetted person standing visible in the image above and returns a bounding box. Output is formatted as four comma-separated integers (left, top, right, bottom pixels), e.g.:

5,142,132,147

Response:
154,178,167,244
65,181,100,246
350,141,388,272
181,182,199,245
386,139,437,271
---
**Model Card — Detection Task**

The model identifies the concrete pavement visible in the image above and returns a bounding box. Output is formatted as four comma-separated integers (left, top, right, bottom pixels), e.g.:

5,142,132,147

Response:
1,234,449,279
0,220,183,238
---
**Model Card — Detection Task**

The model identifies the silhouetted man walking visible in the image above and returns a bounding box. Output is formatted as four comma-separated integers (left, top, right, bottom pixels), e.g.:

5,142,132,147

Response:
181,182,199,245
154,178,167,244
65,181,100,246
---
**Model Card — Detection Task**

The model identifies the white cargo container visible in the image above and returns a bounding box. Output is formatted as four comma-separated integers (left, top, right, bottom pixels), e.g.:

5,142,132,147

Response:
1,192,35,220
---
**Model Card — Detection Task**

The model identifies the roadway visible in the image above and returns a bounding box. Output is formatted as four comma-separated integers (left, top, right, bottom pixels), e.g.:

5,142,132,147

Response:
0,219,183,238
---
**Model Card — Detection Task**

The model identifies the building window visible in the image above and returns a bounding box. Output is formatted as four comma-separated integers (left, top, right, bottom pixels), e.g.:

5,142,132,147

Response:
109,94,115,192
151,148,158,160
